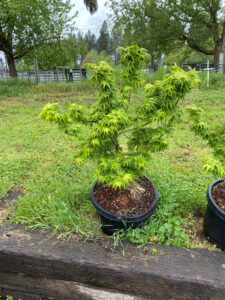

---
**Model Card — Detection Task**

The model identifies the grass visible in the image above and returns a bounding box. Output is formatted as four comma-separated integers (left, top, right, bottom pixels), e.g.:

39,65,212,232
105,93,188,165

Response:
0,78,33,97
0,76,224,248
0,80,100,238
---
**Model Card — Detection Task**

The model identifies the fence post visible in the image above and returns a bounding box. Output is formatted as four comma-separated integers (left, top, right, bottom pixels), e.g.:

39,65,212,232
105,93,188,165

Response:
206,60,210,88
34,56,39,83
219,53,224,73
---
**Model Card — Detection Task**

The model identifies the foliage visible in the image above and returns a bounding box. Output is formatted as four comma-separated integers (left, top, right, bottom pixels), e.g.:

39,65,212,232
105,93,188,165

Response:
41,45,199,189
188,104,225,178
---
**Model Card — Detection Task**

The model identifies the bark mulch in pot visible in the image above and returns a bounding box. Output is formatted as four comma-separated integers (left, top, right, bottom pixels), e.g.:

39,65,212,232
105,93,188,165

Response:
212,181,225,212
93,177,155,217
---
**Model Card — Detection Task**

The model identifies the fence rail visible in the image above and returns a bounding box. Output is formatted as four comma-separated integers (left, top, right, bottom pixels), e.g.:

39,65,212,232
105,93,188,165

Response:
179,63,225,71
0,68,87,83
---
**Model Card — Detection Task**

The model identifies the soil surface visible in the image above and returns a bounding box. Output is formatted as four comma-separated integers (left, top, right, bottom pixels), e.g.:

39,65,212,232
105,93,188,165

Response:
0,187,24,223
212,181,225,212
93,177,155,217
0,188,23,202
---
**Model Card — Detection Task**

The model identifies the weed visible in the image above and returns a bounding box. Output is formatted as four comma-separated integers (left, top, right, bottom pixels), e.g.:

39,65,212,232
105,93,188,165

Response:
150,247,158,254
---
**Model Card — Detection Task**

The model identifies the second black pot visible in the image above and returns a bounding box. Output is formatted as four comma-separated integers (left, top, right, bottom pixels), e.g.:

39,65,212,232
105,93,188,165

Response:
90,176,158,235
204,179,225,250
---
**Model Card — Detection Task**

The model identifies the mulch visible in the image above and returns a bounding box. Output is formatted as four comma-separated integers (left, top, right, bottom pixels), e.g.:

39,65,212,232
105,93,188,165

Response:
212,181,225,212
93,177,155,217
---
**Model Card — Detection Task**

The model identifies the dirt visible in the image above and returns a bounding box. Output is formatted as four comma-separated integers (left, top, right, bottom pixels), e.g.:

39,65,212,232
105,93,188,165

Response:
0,188,24,203
0,187,24,223
184,214,218,251
93,177,155,217
212,181,225,212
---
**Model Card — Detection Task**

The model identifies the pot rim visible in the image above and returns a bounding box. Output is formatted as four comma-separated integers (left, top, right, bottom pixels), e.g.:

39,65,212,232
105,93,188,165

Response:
90,176,158,222
207,178,225,220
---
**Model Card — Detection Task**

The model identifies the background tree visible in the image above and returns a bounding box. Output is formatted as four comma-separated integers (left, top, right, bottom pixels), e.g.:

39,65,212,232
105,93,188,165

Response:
109,0,178,67
82,49,113,67
0,0,73,77
16,30,100,71
156,0,225,66
64,33,81,67
97,21,111,53
165,46,211,65
85,30,97,51
20,34,79,70
32,43,73,70
109,0,225,65
76,32,89,66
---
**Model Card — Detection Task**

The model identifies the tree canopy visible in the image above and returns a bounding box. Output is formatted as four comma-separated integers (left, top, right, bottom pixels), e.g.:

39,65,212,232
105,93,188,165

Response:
109,0,225,65
0,0,73,76
97,21,111,53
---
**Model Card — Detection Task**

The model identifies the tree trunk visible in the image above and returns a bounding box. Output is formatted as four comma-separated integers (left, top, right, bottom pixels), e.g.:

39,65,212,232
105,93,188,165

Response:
5,52,17,77
214,42,224,71
150,54,156,71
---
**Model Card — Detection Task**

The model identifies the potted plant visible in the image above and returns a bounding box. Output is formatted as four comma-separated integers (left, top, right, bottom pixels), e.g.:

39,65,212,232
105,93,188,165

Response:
188,105,225,249
40,45,199,234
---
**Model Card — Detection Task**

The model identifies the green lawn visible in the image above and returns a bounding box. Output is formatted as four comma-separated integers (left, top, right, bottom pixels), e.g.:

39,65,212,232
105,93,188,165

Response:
0,78,224,249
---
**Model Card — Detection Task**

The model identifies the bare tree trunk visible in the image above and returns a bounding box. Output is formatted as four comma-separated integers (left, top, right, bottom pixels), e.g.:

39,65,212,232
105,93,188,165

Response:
5,52,17,77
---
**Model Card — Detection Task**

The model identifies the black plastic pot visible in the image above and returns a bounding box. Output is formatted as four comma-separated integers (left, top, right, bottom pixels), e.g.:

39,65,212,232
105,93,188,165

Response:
90,176,158,235
204,179,225,250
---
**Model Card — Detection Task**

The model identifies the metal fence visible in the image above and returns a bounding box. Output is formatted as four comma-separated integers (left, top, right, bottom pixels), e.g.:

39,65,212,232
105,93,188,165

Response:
179,63,225,72
0,68,87,83
146,62,225,73
1,63,224,85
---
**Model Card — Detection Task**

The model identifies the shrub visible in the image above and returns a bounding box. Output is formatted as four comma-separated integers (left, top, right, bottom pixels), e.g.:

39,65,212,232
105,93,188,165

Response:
40,45,199,189
188,105,225,177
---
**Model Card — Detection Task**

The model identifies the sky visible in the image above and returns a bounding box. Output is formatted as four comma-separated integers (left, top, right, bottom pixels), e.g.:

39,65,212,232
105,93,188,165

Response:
72,0,109,36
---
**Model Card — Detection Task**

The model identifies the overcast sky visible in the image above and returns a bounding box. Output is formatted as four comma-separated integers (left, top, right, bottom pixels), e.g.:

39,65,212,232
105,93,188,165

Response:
72,0,109,36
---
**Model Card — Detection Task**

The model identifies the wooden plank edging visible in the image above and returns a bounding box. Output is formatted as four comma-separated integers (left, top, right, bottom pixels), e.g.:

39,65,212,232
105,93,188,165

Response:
0,224,224,300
